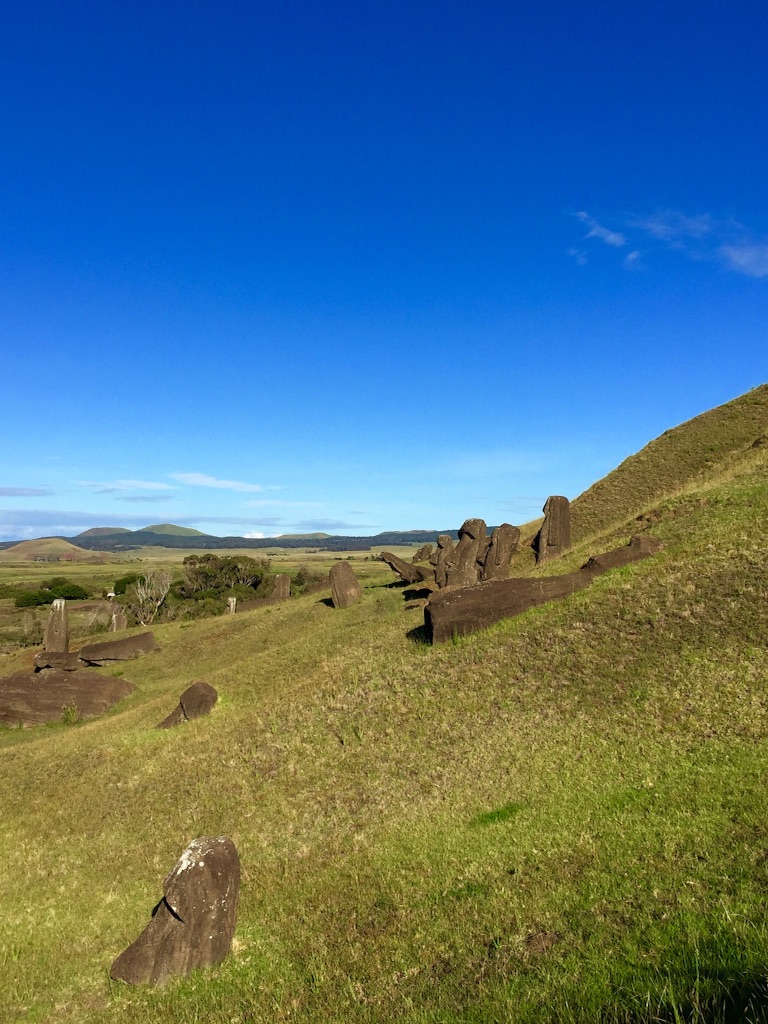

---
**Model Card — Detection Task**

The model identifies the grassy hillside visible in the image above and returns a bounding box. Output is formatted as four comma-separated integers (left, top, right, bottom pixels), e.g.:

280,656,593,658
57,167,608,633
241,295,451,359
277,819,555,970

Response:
137,524,210,537
570,382,768,542
0,537,110,562
2,401,768,1023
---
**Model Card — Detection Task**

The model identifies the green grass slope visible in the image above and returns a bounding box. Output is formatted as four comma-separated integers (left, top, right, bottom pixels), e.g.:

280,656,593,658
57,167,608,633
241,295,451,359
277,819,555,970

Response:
570,382,768,542
137,524,210,537
2,415,768,1023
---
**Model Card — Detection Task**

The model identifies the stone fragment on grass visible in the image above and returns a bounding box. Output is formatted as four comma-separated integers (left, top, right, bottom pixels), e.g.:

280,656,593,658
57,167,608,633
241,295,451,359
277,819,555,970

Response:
0,670,134,727
33,650,81,672
110,836,240,987
329,561,363,608
157,681,218,729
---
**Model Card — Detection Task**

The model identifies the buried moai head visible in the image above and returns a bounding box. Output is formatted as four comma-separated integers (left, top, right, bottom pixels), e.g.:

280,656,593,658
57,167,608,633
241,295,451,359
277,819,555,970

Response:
534,496,571,564
444,518,488,588
411,544,434,564
480,523,521,581
45,599,68,654
110,836,240,987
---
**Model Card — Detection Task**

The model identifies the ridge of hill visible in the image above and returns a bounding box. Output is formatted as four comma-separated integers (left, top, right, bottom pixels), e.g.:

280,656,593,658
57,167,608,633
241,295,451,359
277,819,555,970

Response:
3,387,768,1022
76,527,133,538
570,382,768,542
137,523,210,537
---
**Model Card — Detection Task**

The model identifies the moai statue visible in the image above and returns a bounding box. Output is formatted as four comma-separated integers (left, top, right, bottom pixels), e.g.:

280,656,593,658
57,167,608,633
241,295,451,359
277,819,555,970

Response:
226,596,237,615
271,574,291,601
111,609,128,632
444,519,487,588
45,598,68,653
411,544,434,564
329,561,363,608
431,535,455,589
535,496,571,564
480,523,521,581
111,836,240,986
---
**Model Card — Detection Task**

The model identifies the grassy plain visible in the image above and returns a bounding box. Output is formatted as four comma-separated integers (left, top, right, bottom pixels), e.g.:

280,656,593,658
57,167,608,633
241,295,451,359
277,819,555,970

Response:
2,388,768,1023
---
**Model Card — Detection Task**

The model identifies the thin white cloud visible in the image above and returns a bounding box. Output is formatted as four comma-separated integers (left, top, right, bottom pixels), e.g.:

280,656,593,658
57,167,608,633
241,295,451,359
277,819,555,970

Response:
170,472,264,493
0,487,53,497
623,250,642,269
81,479,175,494
631,211,714,241
719,243,768,279
243,499,324,508
576,211,626,247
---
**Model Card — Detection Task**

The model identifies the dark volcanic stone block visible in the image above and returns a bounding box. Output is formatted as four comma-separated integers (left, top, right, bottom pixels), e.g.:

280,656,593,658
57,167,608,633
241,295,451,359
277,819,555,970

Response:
45,598,68,654
34,651,82,672
0,670,134,727
432,535,455,589
78,632,155,665
157,681,218,729
329,561,363,608
445,518,488,587
425,534,662,642
110,836,240,987
480,523,521,581
411,544,434,564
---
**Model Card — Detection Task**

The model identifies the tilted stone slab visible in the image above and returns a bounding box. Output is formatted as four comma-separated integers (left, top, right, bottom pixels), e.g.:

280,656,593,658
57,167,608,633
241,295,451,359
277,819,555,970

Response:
78,631,155,666
0,670,135,727
425,534,663,643
329,561,363,608
157,681,218,729
111,836,240,987
380,551,434,585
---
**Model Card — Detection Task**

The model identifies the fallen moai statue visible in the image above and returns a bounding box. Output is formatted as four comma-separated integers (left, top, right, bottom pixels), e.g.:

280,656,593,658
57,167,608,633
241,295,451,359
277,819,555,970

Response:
78,632,155,666
380,551,434,585
534,495,571,564
157,681,218,729
111,836,240,987
424,534,663,643
0,670,134,727
34,650,82,671
329,561,362,608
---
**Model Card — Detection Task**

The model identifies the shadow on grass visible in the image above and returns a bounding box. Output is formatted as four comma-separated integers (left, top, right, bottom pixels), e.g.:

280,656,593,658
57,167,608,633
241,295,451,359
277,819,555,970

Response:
406,624,430,645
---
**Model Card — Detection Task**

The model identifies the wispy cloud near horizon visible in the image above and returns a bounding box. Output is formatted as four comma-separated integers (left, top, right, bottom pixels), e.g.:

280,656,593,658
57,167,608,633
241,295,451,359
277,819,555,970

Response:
0,487,53,497
170,472,265,493
80,479,176,494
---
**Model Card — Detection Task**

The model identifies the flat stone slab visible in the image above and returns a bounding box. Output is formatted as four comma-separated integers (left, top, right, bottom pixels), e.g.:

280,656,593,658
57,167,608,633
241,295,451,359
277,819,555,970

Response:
111,836,240,987
0,670,135,727
34,651,82,672
78,632,155,665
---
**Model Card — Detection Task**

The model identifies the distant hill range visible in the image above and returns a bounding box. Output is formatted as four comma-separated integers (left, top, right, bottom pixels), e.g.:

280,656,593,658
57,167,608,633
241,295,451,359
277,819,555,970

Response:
41,526,463,553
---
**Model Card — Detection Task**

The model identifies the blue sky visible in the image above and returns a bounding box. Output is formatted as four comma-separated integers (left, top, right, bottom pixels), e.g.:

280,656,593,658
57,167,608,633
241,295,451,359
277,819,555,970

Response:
1,1,767,540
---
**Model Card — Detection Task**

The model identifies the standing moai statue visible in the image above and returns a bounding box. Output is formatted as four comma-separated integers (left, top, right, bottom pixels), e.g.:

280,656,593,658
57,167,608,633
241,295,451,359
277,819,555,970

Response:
226,597,237,615
411,544,434,564
271,574,291,601
111,608,128,632
431,535,455,589
45,598,68,653
444,518,487,588
534,496,571,564
480,523,521,581
329,561,363,608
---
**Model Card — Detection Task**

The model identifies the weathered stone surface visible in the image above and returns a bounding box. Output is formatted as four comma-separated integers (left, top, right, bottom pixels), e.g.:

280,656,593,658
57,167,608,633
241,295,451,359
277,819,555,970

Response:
78,632,155,666
34,650,81,672
271,574,291,601
534,496,571,564
226,597,237,615
425,534,663,642
412,544,434,564
431,535,455,589
157,681,218,729
329,561,363,608
111,609,128,632
380,551,434,585
480,523,521,581
444,518,487,587
0,670,134,727
110,836,240,987
45,598,68,654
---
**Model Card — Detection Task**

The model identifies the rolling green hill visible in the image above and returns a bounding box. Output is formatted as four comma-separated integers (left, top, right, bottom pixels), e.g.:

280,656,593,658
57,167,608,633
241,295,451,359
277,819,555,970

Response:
137,524,210,537
2,387,768,1023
